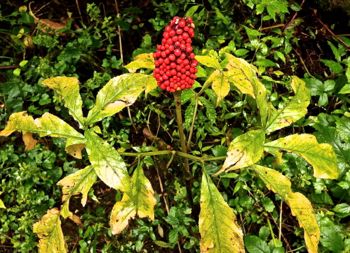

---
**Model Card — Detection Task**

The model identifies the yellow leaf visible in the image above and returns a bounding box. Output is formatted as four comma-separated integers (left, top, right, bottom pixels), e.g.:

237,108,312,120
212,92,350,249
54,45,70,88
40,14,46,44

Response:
199,172,244,253
264,134,339,179
216,130,265,175
124,53,155,73
57,166,97,218
196,55,221,69
286,192,320,253
212,71,230,105
0,112,37,136
33,208,67,253
110,165,156,234
22,132,38,151
0,199,5,209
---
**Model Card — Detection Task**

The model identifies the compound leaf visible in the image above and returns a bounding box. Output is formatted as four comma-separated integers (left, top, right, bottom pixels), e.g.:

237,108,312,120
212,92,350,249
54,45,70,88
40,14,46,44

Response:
57,166,97,218
86,73,150,125
110,164,156,234
199,172,244,253
42,77,83,124
33,208,67,253
85,130,130,191
266,76,310,133
216,130,265,174
264,134,339,179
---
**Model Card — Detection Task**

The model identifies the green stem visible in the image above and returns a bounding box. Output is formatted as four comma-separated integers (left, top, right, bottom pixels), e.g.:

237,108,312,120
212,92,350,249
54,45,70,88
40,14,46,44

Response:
187,97,198,149
174,91,191,177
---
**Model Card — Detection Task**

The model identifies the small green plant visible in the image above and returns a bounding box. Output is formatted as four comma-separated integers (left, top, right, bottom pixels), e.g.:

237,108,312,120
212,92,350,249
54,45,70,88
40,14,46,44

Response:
0,14,342,253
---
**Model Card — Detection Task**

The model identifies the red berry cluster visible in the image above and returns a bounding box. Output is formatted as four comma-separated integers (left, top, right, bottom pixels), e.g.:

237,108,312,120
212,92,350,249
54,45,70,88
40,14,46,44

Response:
153,17,197,92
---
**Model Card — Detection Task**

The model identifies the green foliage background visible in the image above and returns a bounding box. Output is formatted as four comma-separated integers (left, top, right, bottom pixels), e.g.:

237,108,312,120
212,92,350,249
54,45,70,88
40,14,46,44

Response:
0,0,350,252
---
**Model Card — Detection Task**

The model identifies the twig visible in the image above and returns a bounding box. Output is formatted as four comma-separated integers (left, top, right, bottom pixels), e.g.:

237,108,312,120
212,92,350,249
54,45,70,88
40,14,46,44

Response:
114,0,124,63
293,48,312,76
0,65,18,70
75,0,84,24
283,0,305,31
278,200,283,241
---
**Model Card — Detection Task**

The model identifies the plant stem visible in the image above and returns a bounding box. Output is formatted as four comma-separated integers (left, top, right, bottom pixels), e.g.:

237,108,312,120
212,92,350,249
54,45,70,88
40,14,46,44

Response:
174,91,191,177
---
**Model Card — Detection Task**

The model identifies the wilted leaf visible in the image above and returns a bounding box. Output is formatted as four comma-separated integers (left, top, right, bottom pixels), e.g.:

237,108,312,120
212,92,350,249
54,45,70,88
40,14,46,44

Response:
124,53,155,73
252,165,291,199
22,132,38,151
199,172,244,253
85,130,130,191
42,77,84,124
286,192,320,253
264,134,339,179
86,73,150,125
266,76,310,133
57,166,97,218
110,164,156,234
33,208,67,253
196,55,221,69
216,130,265,174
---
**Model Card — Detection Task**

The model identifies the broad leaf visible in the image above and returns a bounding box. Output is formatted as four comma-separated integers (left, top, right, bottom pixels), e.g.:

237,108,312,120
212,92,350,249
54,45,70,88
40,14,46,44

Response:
199,172,244,253
264,134,339,179
253,165,320,252
216,130,265,174
33,208,67,253
85,130,130,191
266,76,310,133
57,166,97,218
0,112,85,158
211,70,230,105
225,54,269,126
42,77,84,124
286,192,320,253
252,165,291,199
124,53,155,73
86,73,150,125
196,55,221,69
22,132,37,151
110,164,156,234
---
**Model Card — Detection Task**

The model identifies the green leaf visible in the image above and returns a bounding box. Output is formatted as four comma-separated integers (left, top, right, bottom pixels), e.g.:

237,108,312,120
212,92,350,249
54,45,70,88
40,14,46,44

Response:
57,166,97,218
266,76,310,133
244,235,270,253
199,172,244,253
85,130,130,191
196,55,221,69
42,77,84,124
321,59,343,74
286,192,320,253
224,54,269,126
124,53,155,73
252,165,291,199
256,0,289,20
216,130,265,174
339,83,350,94
199,96,217,125
333,203,350,218
319,217,344,251
110,164,156,234
0,112,85,158
33,208,67,253
86,73,150,125
264,134,339,179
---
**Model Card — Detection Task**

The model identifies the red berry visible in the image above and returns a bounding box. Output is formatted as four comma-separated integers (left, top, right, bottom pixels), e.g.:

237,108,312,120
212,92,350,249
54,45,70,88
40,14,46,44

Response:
174,49,181,57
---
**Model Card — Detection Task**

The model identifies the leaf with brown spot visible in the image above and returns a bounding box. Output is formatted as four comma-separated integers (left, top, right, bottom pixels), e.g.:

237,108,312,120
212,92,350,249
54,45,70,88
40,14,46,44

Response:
22,132,38,151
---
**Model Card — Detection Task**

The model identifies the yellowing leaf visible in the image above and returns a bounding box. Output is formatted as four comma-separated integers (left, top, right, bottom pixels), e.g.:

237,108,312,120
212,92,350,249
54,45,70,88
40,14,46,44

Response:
196,55,221,69
124,53,155,73
110,164,156,235
85,130,130,191
265,134,339,179
86,73,150,125
225,54,269,126
199,172,244,253
57,166,97,218
286,192,320,253
22,132,38,151
216,130,265,175
42,77,84,124
33,208,67,253
252,165,291,199
0,112,37,136
266,76,310,133
0,199,5,209
212,71,230,105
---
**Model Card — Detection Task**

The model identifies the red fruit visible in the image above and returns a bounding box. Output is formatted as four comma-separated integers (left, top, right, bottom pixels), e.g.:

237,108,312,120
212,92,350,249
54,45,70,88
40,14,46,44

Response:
153,16,196,92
